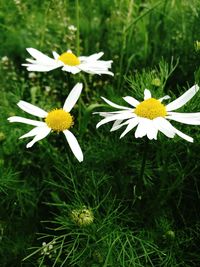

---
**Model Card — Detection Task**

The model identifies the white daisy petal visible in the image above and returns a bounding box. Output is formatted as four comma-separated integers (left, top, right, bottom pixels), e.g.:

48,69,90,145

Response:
61,65,81,74
159,95,171,102
26,48,54,62
144,89,151,100
111,118,133,131
167,111,200,117
96,112,136,128
120,118,139,138
146,120,158,140
63,130,83,162
101,97,132,110
19,126,50,139
52,51,60,60
63,83,83,112
26,127,51,148
17,101,47,118
166,84,199,111
110,120,124,131
78,64,114,76
22,64,61,72
173,128,193,142
167,116,200,125
153,117,175,138
123,96,140,107
135,118,149,138
23,48,113,75
25,58,37,64
8,116,46,127
94,110,135,116
93,111,117,117
81,52,104,61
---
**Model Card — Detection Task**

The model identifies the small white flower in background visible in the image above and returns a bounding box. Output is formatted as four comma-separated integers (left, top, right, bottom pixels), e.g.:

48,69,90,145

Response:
41,241,56,258
22,48,114,76
28,72,37,79
96,84,200,142
8,83,84,162
1,56,9,64
68,25,77,31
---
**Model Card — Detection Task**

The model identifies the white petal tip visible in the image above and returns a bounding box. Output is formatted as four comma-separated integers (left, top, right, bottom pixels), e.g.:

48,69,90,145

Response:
26,144,32,148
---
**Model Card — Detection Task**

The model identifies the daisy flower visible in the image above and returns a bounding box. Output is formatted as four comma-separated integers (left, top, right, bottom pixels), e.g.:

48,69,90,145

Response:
22,48,114,76
96,84,200,142
8,83,83,162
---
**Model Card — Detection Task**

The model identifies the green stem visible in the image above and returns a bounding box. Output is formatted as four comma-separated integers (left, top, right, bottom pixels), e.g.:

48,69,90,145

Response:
139,138,149,184
75,0,80,56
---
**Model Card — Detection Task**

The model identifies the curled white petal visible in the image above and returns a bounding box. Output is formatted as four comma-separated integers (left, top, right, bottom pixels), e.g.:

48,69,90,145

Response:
26,127,51,148
96,112,136,128
19,126,50,139
110,120,124,131
120,118,139,138
111,118,133,132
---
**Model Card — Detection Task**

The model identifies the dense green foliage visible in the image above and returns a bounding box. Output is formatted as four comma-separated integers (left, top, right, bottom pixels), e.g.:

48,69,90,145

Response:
1,0,200,266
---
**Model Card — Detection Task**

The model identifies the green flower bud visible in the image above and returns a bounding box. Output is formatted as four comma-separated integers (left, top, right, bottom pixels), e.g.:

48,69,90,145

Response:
151,78,161,87
71,206,94,226
165,230,175,239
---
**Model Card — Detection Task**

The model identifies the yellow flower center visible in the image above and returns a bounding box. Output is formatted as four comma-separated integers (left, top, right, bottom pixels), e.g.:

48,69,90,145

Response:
45,109,74,132
58,51,80,66
134,98,167,119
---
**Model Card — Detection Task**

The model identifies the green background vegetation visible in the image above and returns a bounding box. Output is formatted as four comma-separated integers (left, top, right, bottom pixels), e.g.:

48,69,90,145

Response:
1,0,200,266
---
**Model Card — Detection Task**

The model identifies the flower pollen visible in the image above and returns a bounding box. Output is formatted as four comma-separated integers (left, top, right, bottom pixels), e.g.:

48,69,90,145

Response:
134,98,167,119
58,51,80,66
45,109,73,132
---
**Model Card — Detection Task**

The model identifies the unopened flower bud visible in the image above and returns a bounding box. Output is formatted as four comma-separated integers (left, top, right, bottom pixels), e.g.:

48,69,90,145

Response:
151,78,161,87
71,206,94,226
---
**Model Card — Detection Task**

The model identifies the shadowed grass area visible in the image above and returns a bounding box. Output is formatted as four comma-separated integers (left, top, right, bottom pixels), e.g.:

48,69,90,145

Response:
1,0,200,266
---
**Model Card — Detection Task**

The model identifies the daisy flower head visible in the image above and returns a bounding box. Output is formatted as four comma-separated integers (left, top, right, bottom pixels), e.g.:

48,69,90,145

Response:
22,48,114,76
8,83,84,162
96,84,200,142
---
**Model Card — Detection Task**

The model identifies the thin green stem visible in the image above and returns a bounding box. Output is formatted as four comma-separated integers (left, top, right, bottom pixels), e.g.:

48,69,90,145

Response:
139,138,149,185
75,0,80,56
